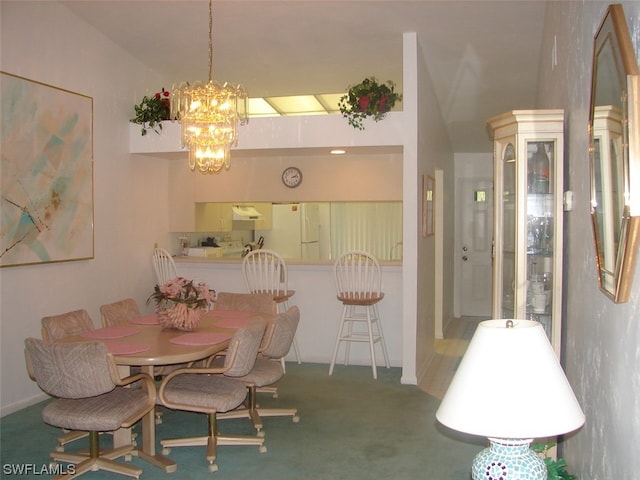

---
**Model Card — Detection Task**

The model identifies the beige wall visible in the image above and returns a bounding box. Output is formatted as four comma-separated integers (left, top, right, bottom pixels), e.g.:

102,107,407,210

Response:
0,1,172,414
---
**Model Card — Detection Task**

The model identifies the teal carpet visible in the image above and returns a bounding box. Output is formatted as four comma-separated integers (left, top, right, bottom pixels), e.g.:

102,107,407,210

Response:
1,363,482,479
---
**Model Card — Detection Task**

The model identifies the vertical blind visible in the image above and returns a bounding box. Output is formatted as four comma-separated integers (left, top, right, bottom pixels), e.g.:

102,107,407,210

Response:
330,202,403,260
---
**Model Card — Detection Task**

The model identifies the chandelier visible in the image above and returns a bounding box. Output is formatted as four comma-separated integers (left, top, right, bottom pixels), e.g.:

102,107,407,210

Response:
171,0,248,174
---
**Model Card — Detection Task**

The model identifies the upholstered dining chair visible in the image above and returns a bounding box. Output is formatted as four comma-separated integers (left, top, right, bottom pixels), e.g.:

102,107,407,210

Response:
214,291,276,315
329,250,391,379
242,249,302,365
100,298,141,327
40,309,97,451
152,247,178,285
218,306,301,436
213,291,280,398
41,309,95,344
157,320,267,473
24,338,156,480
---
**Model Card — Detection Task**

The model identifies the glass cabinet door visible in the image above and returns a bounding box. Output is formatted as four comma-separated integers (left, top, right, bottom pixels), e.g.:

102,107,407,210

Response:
500,142,516,318
525,140,555,339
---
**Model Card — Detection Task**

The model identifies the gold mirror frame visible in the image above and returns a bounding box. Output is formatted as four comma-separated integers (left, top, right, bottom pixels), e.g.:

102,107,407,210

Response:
589,4,640,303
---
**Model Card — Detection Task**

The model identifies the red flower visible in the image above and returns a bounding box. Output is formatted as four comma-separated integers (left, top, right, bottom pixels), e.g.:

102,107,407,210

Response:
155,92,161,99
358,95,371,112
162,89,170,97
378,94,388,112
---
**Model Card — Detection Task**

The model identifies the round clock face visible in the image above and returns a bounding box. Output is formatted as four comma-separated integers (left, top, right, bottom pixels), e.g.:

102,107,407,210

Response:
282,166,303,188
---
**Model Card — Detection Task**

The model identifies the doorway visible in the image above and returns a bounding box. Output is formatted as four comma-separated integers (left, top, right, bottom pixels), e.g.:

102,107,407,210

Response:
456,176,494,316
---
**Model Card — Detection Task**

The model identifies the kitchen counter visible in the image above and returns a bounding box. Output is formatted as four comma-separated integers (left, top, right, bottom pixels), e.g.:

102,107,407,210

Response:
173,256,403,368
174,255,402,267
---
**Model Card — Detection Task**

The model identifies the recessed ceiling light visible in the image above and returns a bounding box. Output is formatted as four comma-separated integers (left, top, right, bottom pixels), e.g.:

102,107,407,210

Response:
330,149,346,155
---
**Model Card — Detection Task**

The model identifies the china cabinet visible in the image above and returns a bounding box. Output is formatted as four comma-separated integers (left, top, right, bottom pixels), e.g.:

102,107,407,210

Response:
487,110,564,356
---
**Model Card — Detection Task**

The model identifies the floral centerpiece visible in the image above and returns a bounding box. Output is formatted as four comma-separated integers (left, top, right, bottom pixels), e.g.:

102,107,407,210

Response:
147,277,216,331
338,77,402,130
131,87,172,136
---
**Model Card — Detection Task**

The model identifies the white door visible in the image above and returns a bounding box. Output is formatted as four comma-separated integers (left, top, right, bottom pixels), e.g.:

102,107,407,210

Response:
458,177,493,316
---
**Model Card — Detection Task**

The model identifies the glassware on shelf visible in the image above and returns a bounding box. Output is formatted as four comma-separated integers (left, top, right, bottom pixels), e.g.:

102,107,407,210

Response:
530,142,550,194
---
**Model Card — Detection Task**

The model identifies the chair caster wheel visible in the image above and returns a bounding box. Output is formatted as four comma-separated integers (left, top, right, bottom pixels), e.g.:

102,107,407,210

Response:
155,418,163,425
272,392,279,399
125,454,132,462
55,445,64,452
257,430,265,438
292,415,300,423
208,463,218,472
259,445,267,454
162,447,171,455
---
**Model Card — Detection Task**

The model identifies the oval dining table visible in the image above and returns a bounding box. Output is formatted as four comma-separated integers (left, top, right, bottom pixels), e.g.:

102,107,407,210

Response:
59,309,269,473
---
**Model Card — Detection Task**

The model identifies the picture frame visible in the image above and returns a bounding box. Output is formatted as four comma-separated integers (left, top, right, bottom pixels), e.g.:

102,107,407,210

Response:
1,72,94,267
423,174,435,237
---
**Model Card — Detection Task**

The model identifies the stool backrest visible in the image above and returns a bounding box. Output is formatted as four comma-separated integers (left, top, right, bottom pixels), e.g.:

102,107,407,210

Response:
152,247,178,285
333,250,382,299
242,249,288,295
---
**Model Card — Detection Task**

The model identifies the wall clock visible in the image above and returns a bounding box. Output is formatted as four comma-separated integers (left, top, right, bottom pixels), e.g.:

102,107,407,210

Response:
282,166,303,188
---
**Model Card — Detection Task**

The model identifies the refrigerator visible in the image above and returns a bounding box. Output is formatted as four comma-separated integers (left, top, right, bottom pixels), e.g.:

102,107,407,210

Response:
261,203,320,259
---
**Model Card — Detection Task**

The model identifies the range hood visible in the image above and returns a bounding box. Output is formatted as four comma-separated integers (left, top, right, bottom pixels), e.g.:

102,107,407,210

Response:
232,205,263,220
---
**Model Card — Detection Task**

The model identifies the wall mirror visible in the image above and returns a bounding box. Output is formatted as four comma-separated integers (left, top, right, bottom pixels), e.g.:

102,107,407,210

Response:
589,3,640,302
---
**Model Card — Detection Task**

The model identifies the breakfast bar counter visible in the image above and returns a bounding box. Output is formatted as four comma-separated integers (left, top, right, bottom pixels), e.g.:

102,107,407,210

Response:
174,256,403,368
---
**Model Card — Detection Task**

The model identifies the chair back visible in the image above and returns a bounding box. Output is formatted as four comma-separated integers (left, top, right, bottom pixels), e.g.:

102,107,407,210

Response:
224,320,266,377
214,292,276,315
262,306,300,359
100,298,141,327
41,309,95,343
242,249,288,295
152,247,178,285
24,338,116,399
333,250,383,300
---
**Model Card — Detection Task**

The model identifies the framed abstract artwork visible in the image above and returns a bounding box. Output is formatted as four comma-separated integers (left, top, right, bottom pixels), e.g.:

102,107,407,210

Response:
1,72,94,267
423,174,435,237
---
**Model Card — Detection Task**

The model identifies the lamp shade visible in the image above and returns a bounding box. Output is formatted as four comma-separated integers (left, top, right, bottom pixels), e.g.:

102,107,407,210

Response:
436,319,585,439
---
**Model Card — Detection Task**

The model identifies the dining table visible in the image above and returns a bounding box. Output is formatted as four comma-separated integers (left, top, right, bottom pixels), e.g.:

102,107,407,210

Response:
59,309,270,473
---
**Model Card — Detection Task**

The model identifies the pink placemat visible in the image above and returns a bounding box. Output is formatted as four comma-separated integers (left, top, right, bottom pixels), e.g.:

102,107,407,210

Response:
213,310,255,319
129,314,160,325
170,332,232,346
106,342,150,355
80,326,140,339
214,317,254,329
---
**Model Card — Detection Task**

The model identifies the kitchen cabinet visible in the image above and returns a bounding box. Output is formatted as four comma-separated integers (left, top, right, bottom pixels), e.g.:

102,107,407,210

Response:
195,203,233,232
487,110,564,356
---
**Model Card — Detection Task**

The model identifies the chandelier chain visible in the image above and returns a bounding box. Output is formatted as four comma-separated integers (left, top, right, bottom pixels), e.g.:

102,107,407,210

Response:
208,0,213,82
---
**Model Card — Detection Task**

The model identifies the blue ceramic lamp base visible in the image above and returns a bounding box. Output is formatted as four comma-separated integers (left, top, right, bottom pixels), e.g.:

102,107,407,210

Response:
472,438,547,480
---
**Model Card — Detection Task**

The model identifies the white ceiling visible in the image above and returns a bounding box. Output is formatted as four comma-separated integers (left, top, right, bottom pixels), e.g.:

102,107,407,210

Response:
61,0,547,153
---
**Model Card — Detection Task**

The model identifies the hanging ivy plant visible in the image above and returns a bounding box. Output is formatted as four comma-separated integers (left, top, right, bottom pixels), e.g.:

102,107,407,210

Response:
338,77,402,130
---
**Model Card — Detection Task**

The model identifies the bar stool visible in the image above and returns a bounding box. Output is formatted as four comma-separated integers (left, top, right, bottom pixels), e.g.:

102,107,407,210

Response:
242,249,302,365
329,250,390,379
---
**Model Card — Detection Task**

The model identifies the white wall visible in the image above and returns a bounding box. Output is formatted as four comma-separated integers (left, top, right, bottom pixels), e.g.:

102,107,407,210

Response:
0,1,171,415
537,1,640,477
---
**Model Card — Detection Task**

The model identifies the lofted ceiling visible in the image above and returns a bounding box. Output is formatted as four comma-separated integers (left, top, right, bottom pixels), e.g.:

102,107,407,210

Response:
61,0,547,153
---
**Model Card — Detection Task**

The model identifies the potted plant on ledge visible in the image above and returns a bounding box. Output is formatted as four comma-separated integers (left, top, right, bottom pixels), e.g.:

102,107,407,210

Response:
338,77,402,130
131,87,172,136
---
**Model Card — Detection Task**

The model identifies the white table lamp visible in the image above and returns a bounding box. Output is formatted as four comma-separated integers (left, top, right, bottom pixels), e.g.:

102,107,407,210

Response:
436,319,585,480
